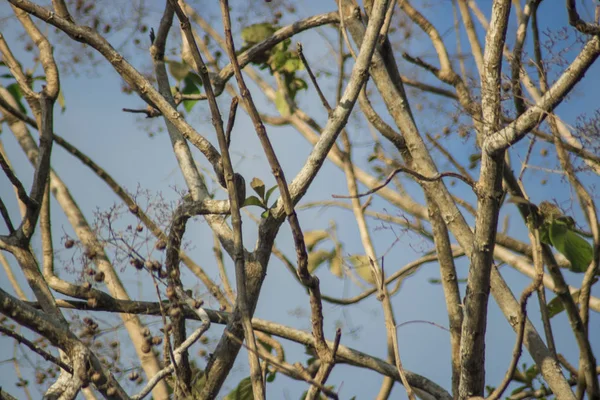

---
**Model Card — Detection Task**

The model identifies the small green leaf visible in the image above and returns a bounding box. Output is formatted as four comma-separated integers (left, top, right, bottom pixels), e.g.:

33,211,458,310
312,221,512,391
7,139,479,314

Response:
250,177,265,199
6,83,27,114
243,196,265,208
511,385,528,395
548,219,594,272
547,290,581,318
224,376,254,400
261,209,270,219
275,90,291,116
280,57,303,74
241,23,276,45
267,50,289,71
266,370,277,382
264,185,278,203
182,74,200,113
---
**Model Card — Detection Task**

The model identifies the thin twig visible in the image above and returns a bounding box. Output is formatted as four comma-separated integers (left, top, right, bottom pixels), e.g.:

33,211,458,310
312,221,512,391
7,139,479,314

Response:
333,166,475,199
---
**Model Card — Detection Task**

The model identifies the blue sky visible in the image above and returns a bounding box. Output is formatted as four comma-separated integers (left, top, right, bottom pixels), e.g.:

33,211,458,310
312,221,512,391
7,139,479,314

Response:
1,1,599,398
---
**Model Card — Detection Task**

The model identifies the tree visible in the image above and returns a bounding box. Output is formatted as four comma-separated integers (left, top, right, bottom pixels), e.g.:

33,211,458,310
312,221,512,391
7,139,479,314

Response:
0,0,599,399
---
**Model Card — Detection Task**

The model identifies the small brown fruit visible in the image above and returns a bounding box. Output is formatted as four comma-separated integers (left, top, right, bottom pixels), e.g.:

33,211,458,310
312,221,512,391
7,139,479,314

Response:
91,371,102,383
94,271,105,283
141,342,151,353
130,258,144,270
169,306,181,318
155,240,166,250
151,336,163,346
166,285,176,299
64,239,75,249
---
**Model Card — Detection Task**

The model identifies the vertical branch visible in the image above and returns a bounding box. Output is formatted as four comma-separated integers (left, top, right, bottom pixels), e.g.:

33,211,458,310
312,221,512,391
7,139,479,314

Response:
459,1,511,398
167,1,263,398
218,2,326,397
457,0,484,76
429,203,463,398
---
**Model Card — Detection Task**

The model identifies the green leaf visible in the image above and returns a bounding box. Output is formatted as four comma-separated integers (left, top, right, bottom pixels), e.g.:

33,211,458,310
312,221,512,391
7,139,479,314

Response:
349,255,375,285
308,249,333,273
511,385,528,395
266,370,277,382
241,23,276,45
224,376,254,400
264,185,278,204
243,195,265,208
181,74,200,113
6,83,27,114
280,57,303,74
187,72,203,87
547,290,580,318
267,50,290,71
303,230,329,252
250,177,265,199
548,219,594,272
261,209,270,219
275,90,291,116
290,77,308,93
